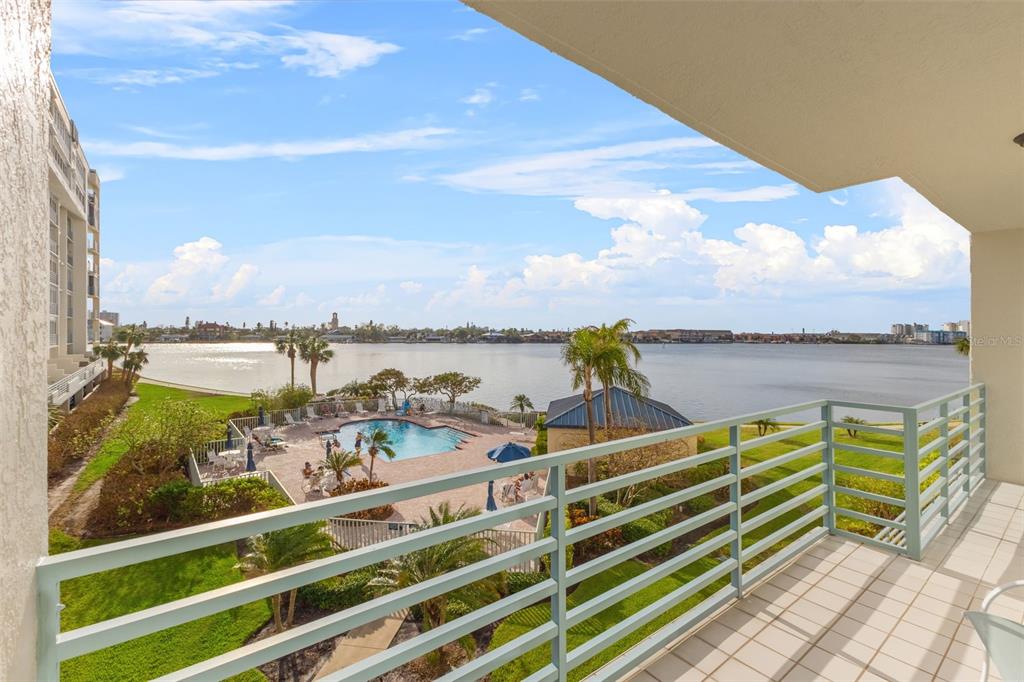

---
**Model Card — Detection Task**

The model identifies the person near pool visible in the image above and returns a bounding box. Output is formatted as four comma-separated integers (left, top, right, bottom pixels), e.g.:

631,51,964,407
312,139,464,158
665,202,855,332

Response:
332,436,341,451
324,438,332,457
302,461,314,477
354,431,363,452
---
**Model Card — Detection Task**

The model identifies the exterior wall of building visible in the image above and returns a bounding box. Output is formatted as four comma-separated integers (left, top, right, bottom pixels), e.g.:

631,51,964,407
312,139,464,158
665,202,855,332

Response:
0,0,50,677
971,228,1024,484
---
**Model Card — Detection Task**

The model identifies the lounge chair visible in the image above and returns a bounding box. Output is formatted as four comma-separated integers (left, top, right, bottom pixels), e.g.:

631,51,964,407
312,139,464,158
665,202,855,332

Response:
355,402,368,415
284,413,298,426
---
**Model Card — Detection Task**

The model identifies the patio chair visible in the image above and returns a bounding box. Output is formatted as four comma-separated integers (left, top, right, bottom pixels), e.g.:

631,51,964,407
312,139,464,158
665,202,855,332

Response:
355,402,368,415
966,580,1024,682
284,413,298,426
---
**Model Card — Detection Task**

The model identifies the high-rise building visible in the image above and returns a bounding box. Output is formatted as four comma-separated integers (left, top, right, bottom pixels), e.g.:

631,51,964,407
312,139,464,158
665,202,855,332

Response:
942,321,959,332
98,310,119,327
959,320,971,335
330,312,339,330
47,73,103,407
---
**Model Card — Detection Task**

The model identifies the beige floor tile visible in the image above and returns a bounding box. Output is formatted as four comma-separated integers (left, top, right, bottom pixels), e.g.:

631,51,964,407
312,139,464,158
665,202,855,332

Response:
671,635,729,674
843,602,901,633
780,664,824,681
911,592,969,622
816,575,864,600
900,605,960,638
712,657,770,682
796,645,865,681
815,630,876,661
734,639,795,681
787,597,840,627
755,623,815,660
829,616,888,649
864,652,934,681
696,621,748,655
889,619,952,655
717,606,772,638
828,564,875,588
865,579,917,604
736,594,785,621
630,671,661,682
645,652,705,682
802,585,855,612
879,635,944,674
854,589,910,618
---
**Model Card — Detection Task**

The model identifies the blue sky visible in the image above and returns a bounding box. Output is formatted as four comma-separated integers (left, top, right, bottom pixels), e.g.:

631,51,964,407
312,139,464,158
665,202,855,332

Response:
52,0,970,332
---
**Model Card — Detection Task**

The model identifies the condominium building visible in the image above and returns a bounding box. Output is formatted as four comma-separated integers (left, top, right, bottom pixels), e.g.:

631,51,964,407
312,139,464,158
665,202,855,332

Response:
47,73,104,407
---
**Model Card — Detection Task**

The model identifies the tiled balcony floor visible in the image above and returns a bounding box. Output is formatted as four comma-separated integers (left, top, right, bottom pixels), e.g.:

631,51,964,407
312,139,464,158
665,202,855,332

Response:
629,481,1024,682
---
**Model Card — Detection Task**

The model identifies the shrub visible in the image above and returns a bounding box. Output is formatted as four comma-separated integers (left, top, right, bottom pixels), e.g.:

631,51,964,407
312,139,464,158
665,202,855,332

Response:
250,384,315,412
568,506,623,562
298,568,375,611
48,380,131,480
329,479,394,520
505,571,547,595
596,498,672,557
533,415,548,455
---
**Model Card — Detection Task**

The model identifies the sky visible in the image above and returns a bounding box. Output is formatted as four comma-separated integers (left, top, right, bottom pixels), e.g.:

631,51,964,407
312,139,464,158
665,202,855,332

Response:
52,0,971,332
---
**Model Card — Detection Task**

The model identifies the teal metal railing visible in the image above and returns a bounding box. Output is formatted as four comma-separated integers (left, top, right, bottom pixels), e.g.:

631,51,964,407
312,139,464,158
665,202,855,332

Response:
36,385,986,681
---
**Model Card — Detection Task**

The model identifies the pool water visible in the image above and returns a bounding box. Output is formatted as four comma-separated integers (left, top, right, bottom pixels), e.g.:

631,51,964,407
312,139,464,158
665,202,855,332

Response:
319,419,468,460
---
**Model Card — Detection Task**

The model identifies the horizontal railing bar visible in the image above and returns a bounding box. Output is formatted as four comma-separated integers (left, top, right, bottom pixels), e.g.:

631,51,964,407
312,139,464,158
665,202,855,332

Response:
590,586,736,682
918,436,948,459
832,527,906,553
970,428,986,443
828,399,913,415
741,442,825,480
742,485,827,535
969,413,983,426
949,488,969,513
834,506,904,529
741,463,826,506
834,485,906,508
920,454,946,481
917,416,947,437
566,502,735,587
742,527,829,586
948,456,967,474
913,384,984,411
566,474,734,544
832,442,904,460
567,532,735,628
316,581,557,682
521,665,559,682
921,497,944,527
58,530,555,662
970,397,984,408
947,423,968,440
435,622,557,682
566,559,736,669
921,517,944,549
742,421,825,451
947,405,969,420
741,507,828,561
970,443,985,459
828,421,904,436
920,477,944,508
564,445,734,505
948,440,969,459
833,464,904,484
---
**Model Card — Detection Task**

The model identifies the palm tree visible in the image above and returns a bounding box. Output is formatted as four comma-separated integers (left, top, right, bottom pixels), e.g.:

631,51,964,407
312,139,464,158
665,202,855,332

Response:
594,319,649,431
753,418,780,437
121,348,149,385
509,393,534,426
299,335,334,395
842,416,867,438
94,339,125,380
321,449,362,489
366,427,397,482
274,329,301,387
237,523,334,632
955,337,970,357
561,326,604,515
370,503,501,668
116,325,145,379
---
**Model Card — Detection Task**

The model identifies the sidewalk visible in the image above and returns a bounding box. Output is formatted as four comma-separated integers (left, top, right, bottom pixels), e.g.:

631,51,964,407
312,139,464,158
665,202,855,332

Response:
315,611,408,678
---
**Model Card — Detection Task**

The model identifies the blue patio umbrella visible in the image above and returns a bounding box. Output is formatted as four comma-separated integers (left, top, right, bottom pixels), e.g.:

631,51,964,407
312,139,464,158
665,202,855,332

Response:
487,442,531,463
226,424,234,449
258,405,266,427
245,442,256,472
486,480,498,511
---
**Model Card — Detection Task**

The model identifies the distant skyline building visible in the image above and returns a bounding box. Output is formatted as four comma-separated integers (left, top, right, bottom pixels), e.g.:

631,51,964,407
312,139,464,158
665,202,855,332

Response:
330,312,339,330
97,310,118,327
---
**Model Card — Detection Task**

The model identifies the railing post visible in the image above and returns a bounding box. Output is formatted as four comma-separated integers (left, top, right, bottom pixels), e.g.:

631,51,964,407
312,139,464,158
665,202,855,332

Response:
979,385,987,480
902,410,922,560
939,402,950,524
549,463,568,682
37,570,60,681
821,403,835,534
729,424,743,597
962,392,972,497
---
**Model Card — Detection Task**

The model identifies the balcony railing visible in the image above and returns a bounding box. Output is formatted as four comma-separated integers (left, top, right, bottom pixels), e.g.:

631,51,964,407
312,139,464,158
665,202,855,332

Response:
47,359,106,406
36,385,986,680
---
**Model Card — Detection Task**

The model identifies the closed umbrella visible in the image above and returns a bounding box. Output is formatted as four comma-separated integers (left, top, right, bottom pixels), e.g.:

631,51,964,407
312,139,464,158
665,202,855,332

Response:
246,442,256,472
486,480,498,511
487,442,531,463
226,424,234,449
258,405,266,427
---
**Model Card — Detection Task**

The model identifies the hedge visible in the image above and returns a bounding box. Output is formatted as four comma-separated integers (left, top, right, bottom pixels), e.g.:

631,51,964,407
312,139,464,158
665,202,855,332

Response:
48,379,131,480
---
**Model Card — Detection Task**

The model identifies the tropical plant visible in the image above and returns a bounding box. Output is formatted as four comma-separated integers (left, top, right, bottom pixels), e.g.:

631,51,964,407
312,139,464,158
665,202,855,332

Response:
753,418,780,437
370,503,501,668
237,522,334,632
321,449,362,488
121,348,149,385
368,368,411,408
274,329,302,388
842,416,867,438
561,326,604,514
509,393,534,426
594,319,649,430
366,427,397,482
422,372,482,411
94,338,126,380
298,335,334,395
955,337,970,357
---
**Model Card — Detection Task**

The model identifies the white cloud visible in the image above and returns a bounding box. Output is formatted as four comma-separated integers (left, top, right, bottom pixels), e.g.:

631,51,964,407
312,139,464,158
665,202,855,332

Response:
211,263,258,300
449,28,489,41
428,265,530,310
678,184,800,203
399,280,424,294
68,66,221,87
460,86,494,107
278,32,400,78
828,190,849,206
93,165,125,182
259,285,286,305
123,125,189,140
85,126,454,161
518,88,540,102
146,236,228,303
685,160,760,174
319,284,389,310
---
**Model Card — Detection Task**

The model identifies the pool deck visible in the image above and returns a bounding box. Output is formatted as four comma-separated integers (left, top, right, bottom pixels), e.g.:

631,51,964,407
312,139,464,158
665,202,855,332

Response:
214,413,543,531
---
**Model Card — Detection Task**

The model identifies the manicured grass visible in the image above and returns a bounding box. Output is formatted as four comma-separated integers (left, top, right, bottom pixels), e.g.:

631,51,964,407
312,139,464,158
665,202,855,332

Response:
54,531,269,682
74,382,251,492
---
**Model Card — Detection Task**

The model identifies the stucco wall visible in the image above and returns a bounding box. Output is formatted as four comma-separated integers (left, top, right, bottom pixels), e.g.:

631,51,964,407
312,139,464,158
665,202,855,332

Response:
0,0,50,678
971,228,1024,484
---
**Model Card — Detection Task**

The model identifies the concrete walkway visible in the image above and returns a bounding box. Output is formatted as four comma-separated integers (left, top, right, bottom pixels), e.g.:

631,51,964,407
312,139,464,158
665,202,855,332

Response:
315,610,408,678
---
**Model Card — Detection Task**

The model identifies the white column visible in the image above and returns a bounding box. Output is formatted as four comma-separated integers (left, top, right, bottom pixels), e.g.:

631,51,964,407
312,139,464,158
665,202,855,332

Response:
970,228,1024,484
0,0,50,679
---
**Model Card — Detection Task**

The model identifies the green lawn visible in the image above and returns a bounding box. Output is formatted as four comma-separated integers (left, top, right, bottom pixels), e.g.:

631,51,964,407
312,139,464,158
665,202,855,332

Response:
53,530,269,682
74,383,251,492
488,421,941,680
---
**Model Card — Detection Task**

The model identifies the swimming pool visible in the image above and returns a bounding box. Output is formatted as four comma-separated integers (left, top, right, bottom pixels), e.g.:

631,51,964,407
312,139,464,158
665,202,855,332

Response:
319,419,468,460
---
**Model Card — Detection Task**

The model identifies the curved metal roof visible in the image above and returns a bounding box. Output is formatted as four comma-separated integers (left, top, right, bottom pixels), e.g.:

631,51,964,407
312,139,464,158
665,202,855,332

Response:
545,387,692,431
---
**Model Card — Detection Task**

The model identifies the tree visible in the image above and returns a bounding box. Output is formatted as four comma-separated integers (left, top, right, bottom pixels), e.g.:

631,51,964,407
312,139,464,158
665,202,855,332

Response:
95,339,125,379
594,319,649,430
321,449,362,489
274,330,302,387
842,416,867,438
561,326,602,515
116,325,145,382
299,335,334,395
238,523,334,632
369,368,410,408
425,372,481,412
753,418,780,437
366,427,397,482
121,348,149,385
369,503,501,669
955,337,970,357
509,394,534,426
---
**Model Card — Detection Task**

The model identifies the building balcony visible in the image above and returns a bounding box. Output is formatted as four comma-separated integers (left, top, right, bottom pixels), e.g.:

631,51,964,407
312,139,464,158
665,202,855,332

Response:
36,384,1016,681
